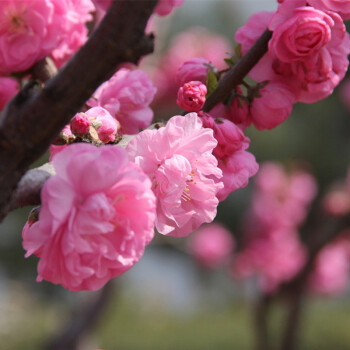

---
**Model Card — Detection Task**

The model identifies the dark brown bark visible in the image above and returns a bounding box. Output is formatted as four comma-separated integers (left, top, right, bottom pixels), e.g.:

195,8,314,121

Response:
203,29,272,113
0,0,158,221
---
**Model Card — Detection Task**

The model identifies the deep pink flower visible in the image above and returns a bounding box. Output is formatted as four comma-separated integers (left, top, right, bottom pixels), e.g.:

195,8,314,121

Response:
176,81,207,112
176,57,211,87
23,143,156,292
127,113,223,237
88,68,157,134
0,77,18,110
71,113,91,135
308,0,350,20
250,82,295,130
154,0,184,16
188,223,235,269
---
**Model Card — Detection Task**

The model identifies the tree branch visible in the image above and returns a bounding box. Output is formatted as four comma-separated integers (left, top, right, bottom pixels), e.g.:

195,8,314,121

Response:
203,29,272,112
0,0,158,221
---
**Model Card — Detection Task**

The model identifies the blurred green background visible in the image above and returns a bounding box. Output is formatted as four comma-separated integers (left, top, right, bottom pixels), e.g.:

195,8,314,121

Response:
1,0,350,349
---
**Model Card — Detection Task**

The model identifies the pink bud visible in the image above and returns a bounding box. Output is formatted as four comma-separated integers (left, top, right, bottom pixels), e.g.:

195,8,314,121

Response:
85,107,119,143
71,113,91,135
176,81,207,112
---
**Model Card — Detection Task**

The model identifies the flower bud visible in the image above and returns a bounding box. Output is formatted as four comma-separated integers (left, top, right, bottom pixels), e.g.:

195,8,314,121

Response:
176,81,207,112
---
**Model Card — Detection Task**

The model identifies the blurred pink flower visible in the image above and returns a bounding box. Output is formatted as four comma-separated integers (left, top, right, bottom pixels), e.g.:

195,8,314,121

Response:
23,143,156,291
154,0,183,16
88,68,157,134
188,223,235,269
127,113,223,237
308,239,350,295
176,57,211,87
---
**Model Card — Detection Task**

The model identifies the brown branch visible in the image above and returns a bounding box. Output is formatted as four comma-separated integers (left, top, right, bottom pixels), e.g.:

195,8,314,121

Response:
254,295,272,350
203,29,272,112
0,0,158,221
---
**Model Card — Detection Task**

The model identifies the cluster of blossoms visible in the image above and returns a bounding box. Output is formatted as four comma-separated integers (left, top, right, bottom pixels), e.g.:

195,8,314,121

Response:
3,0,349,295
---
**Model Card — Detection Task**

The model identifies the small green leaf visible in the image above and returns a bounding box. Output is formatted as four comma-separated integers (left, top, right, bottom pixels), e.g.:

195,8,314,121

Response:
224,58,235,67
234,44,242,58
206,71,218,97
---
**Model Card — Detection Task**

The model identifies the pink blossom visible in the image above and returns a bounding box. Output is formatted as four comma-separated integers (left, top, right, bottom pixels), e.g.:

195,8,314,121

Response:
250,82,295,130
308,239,350,295
176,57,211,87
0,77,18,110
323,189,350,216
85,107,119,143
235,8,350,103
88,68,157,134
92,0,110,11
209,87,251,130
308,0,350,20
188,223,235,269
23,143,156,291
199,114,250,158
127,113,223,237
154,0,184,16
269,6,334,63
0,0,63,74
198,112,258,201
217,150,259,202
176,81,207,112
71,113,90,135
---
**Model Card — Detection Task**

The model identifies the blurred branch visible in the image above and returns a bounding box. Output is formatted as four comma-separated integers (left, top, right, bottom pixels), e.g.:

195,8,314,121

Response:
44,282,115,350
279,213,350,350
203,29,272,112
0,0,158,221
254,295,272,350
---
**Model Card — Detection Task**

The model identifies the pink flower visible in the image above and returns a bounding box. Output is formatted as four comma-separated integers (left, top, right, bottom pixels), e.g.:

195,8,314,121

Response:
250,82,295,130
176,57,211,87
235,8,350,103
323,189,350,216
0,0,64,74
269,6,334,63
217,150,259,201
127,113,223,237
23,143,156,291
308,239,350,295
308,0,350,20
188,223,235,269
0,77,18,110
85,107,119,143
176,81,207,112
154,0,184,16
88,68,157,134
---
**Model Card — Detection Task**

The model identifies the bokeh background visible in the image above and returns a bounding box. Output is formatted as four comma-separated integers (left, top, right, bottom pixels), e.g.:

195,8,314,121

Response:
1,0,350,349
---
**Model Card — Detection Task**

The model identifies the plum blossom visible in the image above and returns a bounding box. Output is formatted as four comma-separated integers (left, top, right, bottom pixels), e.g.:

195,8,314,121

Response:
23,143,156,291
235,5,350,104
176,81,207,112
199,113,258,201
249,82,295,130
308,0,350,20
127,113,223,237
188,223,235,269
88,68,157,134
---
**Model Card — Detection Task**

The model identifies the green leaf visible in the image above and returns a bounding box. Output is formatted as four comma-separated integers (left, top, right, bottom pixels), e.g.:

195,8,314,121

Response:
206,71,218,97
224,58,235,67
